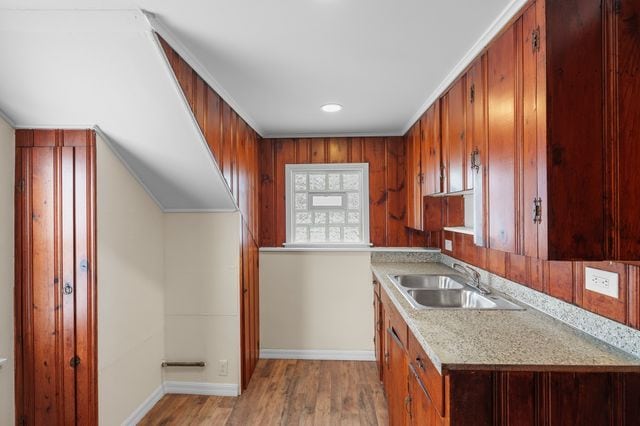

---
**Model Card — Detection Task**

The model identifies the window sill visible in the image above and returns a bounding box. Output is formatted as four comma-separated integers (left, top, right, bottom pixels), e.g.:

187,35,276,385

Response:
259,246,442,253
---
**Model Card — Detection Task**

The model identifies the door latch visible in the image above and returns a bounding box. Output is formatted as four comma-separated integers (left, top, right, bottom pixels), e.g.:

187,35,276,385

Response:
69,356,81,368
532,197,542,224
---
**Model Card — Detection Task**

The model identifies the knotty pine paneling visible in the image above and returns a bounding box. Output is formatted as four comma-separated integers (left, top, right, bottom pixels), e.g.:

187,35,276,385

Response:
259,137,427,248
435,230,640,331
159,37,260,242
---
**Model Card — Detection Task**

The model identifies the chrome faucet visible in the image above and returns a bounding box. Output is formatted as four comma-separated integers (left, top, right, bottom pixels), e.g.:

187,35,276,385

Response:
452,263,491,295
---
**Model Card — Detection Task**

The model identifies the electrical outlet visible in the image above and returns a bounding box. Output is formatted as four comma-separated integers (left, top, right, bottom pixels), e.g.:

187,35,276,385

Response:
218,360,228,376
444,239,453,251
585,267,619,299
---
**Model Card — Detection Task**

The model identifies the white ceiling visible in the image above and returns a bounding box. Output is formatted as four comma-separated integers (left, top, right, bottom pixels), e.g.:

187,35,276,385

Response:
0,8,236,211
0,0,524,209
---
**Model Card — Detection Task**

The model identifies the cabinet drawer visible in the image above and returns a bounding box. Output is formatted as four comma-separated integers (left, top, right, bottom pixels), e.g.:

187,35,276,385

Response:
382,291,408,349
408,330,445,416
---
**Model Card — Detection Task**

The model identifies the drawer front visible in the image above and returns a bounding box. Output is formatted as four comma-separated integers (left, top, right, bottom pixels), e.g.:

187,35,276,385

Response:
381,291,408,349
408,330,445,416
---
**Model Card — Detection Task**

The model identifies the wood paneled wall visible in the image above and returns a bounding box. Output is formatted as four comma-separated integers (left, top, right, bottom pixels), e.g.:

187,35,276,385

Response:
259,137,427,248
438,230,640,331
159,38,260,389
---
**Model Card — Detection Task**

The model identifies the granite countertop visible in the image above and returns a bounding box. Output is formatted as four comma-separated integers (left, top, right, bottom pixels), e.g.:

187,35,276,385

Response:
372,262,640,374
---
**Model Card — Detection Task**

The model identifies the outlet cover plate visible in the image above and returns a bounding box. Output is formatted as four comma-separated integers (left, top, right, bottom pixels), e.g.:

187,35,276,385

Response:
585,267,619,299
444,239,453,251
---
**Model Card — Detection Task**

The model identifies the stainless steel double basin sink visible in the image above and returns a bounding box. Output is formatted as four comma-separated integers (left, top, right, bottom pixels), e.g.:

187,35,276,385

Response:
388,274,523,310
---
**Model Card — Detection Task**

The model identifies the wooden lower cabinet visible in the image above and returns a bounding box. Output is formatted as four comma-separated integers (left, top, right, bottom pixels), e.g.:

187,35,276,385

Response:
376,287,640,425
408,364,443,426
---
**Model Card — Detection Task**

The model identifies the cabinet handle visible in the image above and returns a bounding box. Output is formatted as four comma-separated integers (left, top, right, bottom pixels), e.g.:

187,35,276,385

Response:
415,357,426,371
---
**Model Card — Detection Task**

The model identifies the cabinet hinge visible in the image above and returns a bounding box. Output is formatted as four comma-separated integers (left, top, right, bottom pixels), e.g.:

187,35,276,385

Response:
16,179,25,194
470,148,480,173
532,26,541,53
19,415,27,426
469,84,475,104
532,197,542,224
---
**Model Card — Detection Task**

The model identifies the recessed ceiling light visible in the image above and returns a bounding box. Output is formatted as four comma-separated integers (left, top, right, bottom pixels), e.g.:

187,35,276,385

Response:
321,103,343,113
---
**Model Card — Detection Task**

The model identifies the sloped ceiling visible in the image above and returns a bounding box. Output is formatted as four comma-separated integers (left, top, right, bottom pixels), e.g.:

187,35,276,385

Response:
0,8,236,211
0,0,524,209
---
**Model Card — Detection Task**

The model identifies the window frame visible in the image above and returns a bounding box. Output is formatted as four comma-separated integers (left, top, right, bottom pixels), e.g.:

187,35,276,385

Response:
284,162,371,248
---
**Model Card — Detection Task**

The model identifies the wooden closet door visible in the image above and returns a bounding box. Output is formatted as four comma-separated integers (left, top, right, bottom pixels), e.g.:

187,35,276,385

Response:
15,130,97,426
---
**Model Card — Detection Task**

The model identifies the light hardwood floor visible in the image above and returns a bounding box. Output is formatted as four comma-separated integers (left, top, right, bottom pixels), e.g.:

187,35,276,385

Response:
140,359,389,425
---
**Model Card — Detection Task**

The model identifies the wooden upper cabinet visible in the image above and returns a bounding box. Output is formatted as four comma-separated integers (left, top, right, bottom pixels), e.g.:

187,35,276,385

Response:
616,0,640,259
405,120,423,230
486,21,520,254
442,76,467,193
465,56,486,192
421,101,443,196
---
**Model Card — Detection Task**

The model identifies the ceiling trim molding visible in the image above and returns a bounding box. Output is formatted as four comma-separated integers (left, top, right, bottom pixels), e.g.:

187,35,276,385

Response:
163,208,239,213
142,10,265,137
13,123,95,130
400,0,530,136
94,125,166,212
261,131,404,139
146,29,239,212
0,107,16,128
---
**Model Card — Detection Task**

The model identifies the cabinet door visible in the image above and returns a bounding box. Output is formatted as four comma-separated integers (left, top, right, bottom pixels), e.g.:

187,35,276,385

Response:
409,365,443,426
374,292,383,382
442,76,467,193
422,101,443,196
405,122,423,230
466,56,486,192
386,327,409,426
487,21,520,253
521,4,541,259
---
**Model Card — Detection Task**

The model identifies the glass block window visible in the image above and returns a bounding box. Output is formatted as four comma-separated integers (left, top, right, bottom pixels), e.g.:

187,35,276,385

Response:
285,163,370,246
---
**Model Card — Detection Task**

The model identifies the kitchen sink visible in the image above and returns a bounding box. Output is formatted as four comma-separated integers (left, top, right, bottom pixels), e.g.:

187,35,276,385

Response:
390,274,465,290
388,274,524,311
406,289,498,309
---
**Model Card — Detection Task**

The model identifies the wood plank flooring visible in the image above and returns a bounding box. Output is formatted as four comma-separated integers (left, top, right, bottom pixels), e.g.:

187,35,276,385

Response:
139,359,388,425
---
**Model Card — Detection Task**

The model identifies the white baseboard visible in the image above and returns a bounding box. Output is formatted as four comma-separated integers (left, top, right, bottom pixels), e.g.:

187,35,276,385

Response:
122,384,164,426
164,381,239,397
260,349,375,361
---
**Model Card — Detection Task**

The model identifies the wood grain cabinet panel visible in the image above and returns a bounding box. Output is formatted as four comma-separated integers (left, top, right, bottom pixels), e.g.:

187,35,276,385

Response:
421,101,443,196
408,364,443,426
486,21,520,254
465,56,486,193
406,122,423,230
442,76,467,194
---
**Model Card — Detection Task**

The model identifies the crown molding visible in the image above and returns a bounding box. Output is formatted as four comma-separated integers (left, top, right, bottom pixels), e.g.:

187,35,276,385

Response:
93,125,166,211
400,0,530,136
141,10,265,137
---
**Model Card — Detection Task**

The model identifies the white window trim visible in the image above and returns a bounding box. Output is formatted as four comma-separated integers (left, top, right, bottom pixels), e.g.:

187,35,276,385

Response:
284,163,371,248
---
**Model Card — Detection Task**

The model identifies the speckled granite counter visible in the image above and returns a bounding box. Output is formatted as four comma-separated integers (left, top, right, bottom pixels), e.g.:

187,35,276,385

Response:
372,262,640,374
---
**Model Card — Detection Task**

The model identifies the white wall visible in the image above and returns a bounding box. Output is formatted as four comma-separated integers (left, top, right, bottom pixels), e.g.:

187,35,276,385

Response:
260,252,374,355
0,116,15,426
163,213,241,389
96,137,165,425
